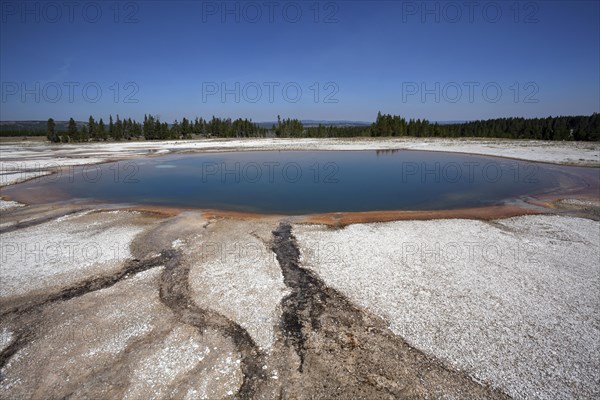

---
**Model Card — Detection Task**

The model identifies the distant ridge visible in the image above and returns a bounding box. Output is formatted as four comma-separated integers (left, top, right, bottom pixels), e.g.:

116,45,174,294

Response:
0,120,87,132
435,120,468,125
254,120,469,128
257,120,372,128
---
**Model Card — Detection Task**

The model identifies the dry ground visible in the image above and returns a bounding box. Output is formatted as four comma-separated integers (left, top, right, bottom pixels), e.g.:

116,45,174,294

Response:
1,202,598,399
0,138,599,399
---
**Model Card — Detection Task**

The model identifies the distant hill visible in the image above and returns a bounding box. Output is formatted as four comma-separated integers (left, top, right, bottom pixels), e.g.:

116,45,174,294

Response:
0,120,87,133
257,120,372,128
435,120,468,125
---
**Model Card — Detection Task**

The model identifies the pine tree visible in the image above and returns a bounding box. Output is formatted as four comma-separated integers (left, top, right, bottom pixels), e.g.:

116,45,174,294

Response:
114,115,123,140
98,118,106,140
81,124,89,141
171,120,181,139
46,118,57,142
181,117,190,137
67,118,79,141
88,116,97,140
109,115,114,138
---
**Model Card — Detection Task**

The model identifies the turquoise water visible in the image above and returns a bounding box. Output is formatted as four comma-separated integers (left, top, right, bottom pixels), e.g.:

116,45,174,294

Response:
5,150,593,214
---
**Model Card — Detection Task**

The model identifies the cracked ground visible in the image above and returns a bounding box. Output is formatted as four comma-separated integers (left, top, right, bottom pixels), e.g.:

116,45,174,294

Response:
0,202,598,399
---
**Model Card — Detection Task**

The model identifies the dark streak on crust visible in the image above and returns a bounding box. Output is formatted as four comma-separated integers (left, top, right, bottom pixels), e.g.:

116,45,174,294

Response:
158,248,268,399
0,208,87,234
270,222,510,398
272,222,327,372
0,253,167,318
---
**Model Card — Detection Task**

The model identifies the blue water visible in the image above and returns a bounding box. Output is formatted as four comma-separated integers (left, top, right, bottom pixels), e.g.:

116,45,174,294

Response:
6,150,586,214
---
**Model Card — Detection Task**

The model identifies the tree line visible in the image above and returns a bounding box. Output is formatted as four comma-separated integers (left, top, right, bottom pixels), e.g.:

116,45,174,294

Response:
366,112,600,141
46,115,269,142
44,112,600,142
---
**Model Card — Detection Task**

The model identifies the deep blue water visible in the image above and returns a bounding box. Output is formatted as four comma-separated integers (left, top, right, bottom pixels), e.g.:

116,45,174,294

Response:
5,150,589,214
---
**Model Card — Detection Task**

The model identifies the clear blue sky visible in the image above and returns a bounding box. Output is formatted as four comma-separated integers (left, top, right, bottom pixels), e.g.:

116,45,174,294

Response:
1,0,598,122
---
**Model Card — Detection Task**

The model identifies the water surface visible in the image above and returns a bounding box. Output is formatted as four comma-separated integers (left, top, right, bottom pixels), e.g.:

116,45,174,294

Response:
4,150,597,214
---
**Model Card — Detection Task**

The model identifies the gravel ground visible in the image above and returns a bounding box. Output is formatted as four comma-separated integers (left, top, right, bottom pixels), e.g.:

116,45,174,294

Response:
123,324,243,400
0,328,13,353
0,266,244,399
294,215,600,399
187,218,289,351
1,205,598,398
0,267,171,398
1,137,597,167
0,210,153,301
0,171,52,187
0,200,23,211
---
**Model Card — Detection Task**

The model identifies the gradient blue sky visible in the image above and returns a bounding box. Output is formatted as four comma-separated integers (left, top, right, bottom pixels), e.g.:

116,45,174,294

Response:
1,0,598,122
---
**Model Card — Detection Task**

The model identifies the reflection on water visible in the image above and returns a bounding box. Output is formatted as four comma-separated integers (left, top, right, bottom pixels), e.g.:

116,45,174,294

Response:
3,150,597,214
375,149,401,156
